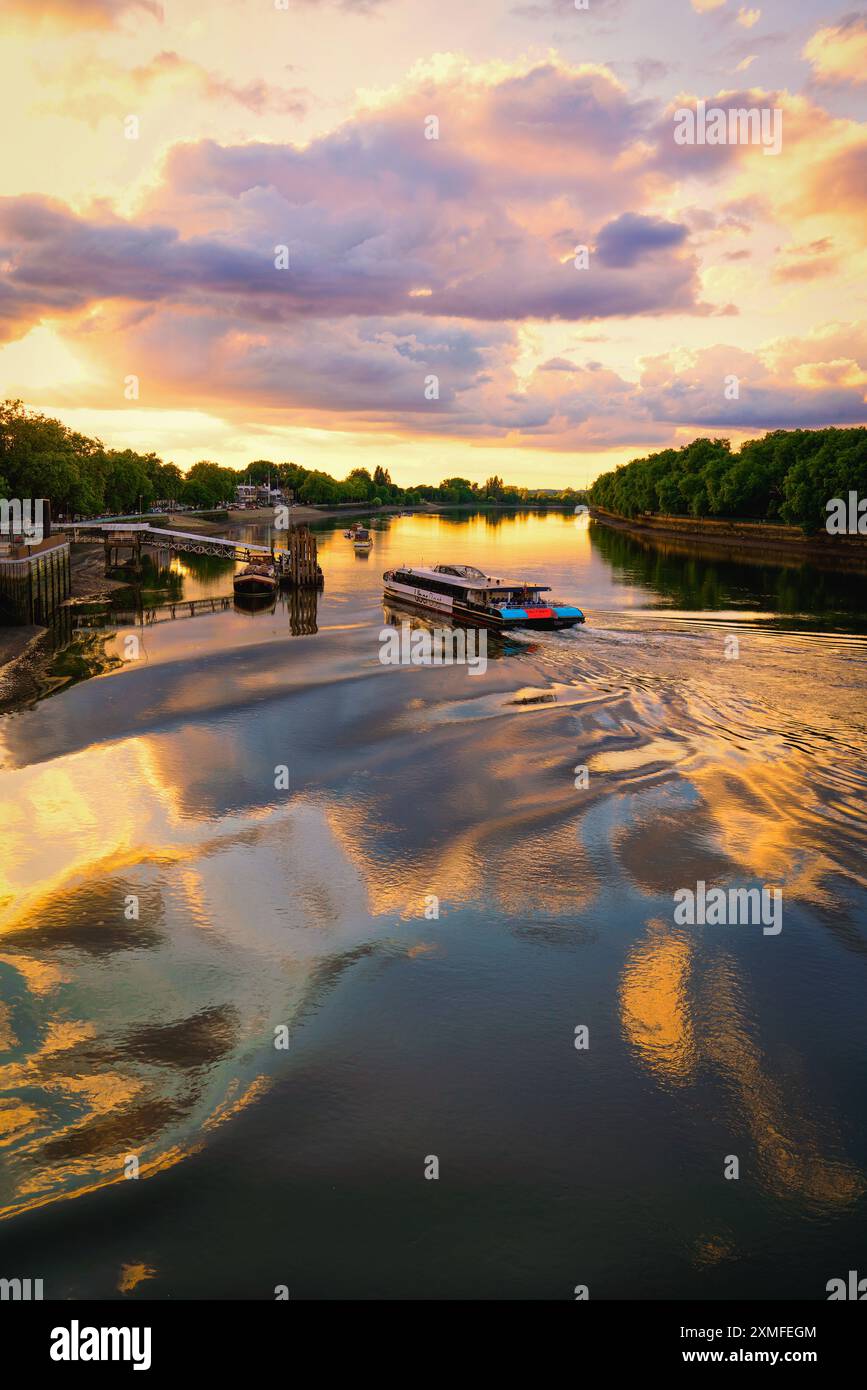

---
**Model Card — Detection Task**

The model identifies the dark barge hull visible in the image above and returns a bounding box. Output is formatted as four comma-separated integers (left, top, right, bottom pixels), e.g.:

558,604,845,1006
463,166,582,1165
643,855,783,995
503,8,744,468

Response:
233,576,278,596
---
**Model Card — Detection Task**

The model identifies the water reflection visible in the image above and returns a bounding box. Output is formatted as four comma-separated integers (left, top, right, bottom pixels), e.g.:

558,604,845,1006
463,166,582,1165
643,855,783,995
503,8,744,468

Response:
0,511,865,1294
622,918,863,1209
590,521,867,630
381,600,528,660
233,594,276,616
0,743,375,1220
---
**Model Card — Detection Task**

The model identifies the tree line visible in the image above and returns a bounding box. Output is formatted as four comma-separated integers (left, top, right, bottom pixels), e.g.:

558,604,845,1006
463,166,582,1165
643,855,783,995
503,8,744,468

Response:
588,428,867,534
0,400,585,517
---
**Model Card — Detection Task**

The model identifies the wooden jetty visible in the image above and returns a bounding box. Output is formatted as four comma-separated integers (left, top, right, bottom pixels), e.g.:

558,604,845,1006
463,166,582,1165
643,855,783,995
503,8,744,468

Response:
58,521,324,588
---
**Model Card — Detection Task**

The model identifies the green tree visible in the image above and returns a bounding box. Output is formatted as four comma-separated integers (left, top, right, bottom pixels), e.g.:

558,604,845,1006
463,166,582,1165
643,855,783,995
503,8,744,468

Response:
183,460,237,508
588,429,867,532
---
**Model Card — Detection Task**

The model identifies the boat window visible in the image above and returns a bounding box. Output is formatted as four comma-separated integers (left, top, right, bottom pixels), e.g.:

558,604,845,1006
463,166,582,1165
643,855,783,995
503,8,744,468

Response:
434,564,486,580
390,572,462,596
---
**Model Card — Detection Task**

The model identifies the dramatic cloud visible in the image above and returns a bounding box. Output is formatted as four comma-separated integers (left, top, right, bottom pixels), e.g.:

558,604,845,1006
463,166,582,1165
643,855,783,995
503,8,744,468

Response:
0,61,713,346
1,44,864,459
638,341,867,429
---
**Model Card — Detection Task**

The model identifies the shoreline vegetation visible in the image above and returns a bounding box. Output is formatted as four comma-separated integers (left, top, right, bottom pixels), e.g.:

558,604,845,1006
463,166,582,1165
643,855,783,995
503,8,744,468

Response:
588,427,867,535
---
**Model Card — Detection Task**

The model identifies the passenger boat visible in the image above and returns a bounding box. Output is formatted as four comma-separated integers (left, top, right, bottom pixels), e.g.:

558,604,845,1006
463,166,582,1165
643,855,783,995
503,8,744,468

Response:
383,564,584,629
233,559,278,596
353,527,373,550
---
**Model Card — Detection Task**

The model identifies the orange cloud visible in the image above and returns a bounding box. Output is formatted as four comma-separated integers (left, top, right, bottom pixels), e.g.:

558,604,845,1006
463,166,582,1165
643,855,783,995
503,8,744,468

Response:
772,236,838,283
803,14,867,87
37,50,308,126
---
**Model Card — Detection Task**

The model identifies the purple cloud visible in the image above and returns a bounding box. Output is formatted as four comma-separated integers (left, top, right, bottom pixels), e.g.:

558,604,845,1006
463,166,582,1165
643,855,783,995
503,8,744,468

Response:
595,213,689,267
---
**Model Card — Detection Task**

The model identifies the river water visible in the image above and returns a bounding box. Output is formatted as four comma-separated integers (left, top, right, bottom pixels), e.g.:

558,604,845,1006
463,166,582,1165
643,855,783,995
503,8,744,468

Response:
1,511,865,1299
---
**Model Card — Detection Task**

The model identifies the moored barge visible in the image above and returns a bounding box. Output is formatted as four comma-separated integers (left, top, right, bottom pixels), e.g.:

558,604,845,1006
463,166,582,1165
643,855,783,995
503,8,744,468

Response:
233,560,278,596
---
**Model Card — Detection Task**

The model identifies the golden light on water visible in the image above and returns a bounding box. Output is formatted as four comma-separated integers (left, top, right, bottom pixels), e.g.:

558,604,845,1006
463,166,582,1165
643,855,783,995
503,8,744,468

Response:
620,922,697,1085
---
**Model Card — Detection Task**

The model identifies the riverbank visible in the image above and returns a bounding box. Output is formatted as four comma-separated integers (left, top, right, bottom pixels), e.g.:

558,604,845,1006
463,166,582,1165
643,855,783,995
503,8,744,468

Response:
590,506,867,571
220,501,439,525
162,511,231,532
219,501,576,526
0,625,43,669
0,547,126,705
70,544,129,600
0,624,51,711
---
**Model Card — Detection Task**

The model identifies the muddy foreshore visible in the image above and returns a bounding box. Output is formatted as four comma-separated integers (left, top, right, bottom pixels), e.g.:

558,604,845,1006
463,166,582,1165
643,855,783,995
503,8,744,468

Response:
0,545,130,713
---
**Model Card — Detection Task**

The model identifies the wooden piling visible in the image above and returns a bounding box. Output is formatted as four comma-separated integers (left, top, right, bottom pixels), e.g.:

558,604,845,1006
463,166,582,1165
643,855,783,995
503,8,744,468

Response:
281,525,323,589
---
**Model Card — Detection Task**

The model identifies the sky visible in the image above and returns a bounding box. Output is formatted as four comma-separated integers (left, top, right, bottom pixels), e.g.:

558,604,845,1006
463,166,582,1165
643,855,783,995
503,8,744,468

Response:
0,0,865,488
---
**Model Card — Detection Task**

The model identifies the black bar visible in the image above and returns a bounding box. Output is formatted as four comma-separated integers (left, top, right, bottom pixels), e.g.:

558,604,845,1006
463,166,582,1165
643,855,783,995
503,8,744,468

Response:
5,1297,863,1376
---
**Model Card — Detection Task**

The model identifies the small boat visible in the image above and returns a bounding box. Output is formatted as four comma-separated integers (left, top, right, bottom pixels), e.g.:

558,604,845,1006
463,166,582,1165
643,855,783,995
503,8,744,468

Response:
353,527,373,550
382,563,584,630
233,559,278,596
343,523,366,539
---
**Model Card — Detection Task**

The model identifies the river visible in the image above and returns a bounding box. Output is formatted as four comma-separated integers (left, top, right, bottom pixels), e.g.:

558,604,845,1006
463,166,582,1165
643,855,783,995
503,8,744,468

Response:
1,511,865,1299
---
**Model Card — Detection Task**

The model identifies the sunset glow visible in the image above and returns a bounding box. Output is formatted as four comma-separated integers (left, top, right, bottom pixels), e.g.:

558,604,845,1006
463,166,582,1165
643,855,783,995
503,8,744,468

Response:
1,0,865,487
